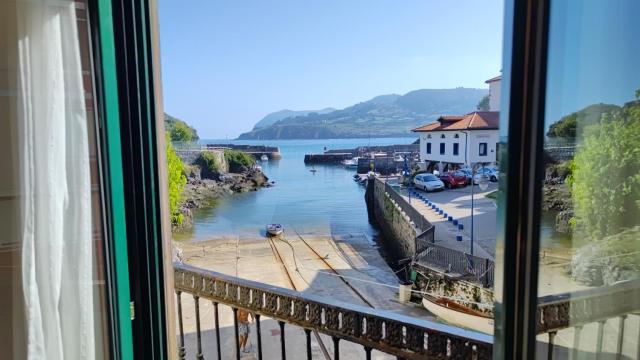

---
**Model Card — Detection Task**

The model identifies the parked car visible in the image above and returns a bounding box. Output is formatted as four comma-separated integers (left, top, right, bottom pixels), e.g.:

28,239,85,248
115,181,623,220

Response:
473,167,499,184
439,171,468,188
413,173,445,191
458,169,473,184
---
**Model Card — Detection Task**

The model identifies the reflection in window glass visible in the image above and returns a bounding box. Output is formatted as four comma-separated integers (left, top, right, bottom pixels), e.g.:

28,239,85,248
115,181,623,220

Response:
0,0,109,358
538,0,640,358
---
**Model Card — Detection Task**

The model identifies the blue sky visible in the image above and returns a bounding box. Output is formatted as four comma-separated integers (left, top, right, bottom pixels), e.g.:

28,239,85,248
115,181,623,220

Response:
544,0,640,127
159,1,504,138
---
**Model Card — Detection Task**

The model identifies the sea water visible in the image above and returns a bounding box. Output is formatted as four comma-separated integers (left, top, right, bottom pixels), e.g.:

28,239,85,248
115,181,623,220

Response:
173,137,416,243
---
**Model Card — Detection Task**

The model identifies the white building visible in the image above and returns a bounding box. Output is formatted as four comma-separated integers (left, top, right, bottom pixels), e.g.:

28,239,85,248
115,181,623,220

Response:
485,75,502,111
412,111,499,170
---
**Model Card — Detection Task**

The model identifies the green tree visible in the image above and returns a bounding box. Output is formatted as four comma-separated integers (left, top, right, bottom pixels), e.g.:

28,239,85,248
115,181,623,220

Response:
547,103,620,139
165,113,199,142
170,121,195,142
476,94,490,111
569,93,640,241
166,137,187,224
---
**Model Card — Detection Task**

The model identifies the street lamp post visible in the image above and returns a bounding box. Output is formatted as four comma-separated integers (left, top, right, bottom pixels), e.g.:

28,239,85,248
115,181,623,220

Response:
470,163,489,256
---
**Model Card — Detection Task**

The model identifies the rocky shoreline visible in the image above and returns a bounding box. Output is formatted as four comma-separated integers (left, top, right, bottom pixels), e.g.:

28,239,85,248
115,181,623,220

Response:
542,161,573,234
173,168,272,231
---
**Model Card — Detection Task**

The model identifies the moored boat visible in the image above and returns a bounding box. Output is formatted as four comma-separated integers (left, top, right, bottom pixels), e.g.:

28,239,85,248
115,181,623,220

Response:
341,157,359,167
260,154,269,161
266,223,284,236
421,295,494,334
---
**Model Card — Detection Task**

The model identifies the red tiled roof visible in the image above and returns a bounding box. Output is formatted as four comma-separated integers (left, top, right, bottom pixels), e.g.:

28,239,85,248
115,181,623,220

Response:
485,75,502,83
412,111,499,132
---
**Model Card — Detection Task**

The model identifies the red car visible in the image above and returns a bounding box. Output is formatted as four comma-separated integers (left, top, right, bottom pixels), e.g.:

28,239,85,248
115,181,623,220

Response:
438,171,468,188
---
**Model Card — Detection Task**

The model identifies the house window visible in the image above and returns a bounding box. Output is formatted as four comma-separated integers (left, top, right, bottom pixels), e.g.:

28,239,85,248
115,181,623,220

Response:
439,143,445,155
479,142,487,156
441,134,445,139
454,134,460,139
427,134,431,139
453,143,459,156
426,142,431,154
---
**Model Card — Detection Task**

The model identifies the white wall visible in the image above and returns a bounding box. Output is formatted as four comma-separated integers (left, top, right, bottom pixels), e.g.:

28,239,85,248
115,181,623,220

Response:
418,129,499,166
489,79,501,111
418,131,466,165
466,130,499,164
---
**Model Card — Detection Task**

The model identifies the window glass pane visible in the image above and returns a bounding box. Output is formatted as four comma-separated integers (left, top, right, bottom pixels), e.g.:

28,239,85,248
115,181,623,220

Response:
0,0,110,358
537,0,640,357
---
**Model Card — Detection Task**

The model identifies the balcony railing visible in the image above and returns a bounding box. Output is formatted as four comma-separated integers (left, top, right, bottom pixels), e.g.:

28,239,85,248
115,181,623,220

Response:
174,262,640,359
174,263,492,359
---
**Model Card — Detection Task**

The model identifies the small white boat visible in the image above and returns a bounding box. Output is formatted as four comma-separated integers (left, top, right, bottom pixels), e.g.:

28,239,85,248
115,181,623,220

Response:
422,295,494,334
266,224,284,236
260,154,269,161
341,157,359,167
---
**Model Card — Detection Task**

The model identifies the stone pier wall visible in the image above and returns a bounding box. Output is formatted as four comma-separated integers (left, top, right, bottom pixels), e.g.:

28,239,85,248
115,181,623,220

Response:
176,149,225,165
368,178,420,260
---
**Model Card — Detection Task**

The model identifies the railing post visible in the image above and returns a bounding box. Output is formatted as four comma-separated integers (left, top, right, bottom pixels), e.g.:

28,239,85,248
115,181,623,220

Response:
253,314,263,360
570,325,582,360
364,346,372,360
547,331,556,360
484,258,490,287
304,328,312,360
332,336,340,360
232,307,240,360
279,321,287,360
616,315,627,357
595,320,606,358
212,302,221,360
176,291,186,360
194,295,205,360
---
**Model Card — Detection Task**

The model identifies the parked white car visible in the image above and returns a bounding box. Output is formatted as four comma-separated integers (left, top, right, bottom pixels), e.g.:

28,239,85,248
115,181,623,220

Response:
473,167,499,184
413,173,445,191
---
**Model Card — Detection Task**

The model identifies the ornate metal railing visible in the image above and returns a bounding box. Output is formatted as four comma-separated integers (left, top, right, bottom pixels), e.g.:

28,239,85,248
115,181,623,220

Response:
174,263,493,360
535,279,640,359
174,263,640,360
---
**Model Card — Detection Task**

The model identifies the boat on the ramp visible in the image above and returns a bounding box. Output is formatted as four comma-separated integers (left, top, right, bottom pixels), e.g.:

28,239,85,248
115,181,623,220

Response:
421,295,494,334
266,223,284,236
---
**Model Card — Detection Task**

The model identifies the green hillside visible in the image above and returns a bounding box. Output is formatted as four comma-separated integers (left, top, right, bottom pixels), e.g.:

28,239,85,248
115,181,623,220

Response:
238,88,488,140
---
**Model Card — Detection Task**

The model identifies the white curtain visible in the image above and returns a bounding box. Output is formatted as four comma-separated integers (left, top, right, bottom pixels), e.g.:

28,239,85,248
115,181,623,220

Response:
17,0,95,359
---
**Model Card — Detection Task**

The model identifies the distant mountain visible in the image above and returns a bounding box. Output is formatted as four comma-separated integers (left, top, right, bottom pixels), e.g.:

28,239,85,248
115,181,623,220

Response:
238,88,488,140
252,108,336,130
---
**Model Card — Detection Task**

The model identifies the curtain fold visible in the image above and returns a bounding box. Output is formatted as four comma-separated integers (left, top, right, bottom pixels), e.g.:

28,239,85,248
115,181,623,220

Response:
17,0,95,358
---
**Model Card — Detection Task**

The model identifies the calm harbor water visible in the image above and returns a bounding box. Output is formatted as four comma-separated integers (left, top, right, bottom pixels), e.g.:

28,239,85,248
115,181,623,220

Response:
173,137,416,243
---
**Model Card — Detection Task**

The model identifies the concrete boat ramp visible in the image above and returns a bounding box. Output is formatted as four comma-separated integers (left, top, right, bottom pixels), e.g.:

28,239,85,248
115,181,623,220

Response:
176,232,433,359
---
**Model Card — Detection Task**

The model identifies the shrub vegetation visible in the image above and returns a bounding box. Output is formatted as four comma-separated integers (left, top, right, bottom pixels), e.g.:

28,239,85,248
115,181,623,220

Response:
166,137,187,224
195,151,223,179
569,91,640,241
224,149,255,173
